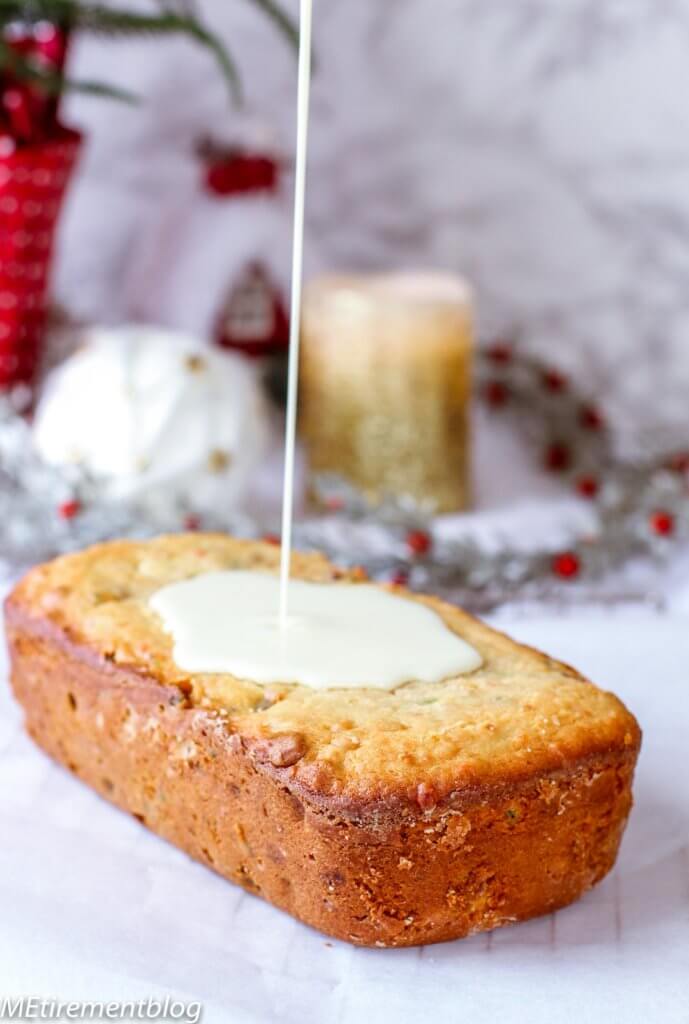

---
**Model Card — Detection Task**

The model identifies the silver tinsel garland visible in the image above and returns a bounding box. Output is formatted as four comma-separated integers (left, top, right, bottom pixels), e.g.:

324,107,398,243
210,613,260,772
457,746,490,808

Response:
0,344,687,609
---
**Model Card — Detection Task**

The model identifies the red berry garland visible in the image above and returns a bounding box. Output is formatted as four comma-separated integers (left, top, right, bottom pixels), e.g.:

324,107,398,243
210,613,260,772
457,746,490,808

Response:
300,341,689,606
543,370,567,393
576,476,599,499
0,342,686,608
545,442,571,472
484,381,509,407
406,530,432,556
57,499,80,520
487,342,512,365
580,405,604,431
552,552,580,579
649,511,674,537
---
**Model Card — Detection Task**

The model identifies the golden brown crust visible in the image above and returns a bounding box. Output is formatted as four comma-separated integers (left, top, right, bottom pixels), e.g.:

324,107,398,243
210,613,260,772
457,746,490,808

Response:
7,534,641,815
5,535,642,946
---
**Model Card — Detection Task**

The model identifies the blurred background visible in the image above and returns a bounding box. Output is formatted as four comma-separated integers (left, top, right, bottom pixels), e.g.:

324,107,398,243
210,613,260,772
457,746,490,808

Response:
1,0,688,596
55,0,689,435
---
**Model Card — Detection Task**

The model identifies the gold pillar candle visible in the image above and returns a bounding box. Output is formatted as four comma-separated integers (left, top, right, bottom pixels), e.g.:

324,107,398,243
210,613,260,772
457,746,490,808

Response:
300,271,474,513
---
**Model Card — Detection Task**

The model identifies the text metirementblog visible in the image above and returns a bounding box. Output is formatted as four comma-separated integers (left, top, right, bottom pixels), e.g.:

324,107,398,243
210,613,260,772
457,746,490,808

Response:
0,997,202,1023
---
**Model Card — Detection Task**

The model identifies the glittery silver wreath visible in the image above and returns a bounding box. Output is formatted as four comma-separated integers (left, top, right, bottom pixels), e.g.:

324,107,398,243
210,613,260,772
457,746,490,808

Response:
0,342,687,610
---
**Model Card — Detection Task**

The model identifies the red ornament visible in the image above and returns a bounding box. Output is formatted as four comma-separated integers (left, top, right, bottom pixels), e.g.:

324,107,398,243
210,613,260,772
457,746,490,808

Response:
391,570,409,586
545,442,571,472
198,138,280,198
58,499,81,520
576,475,599,499
263,533,280,546
580,405,604,431
542,369,567,393
215,262,289,359
406,529,432,556
0,128,82,390
484,380,509,407
552,551,580,579
183,514,201,531
486,342,512,365
649,511,674,537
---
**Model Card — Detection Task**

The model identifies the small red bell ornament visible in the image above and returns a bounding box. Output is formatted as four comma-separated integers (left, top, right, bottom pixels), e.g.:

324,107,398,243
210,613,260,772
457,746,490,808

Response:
215,261,289,359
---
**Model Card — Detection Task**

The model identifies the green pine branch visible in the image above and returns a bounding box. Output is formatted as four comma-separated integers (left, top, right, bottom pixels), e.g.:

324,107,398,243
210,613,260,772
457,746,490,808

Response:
71,5,242,99
0,35,138,100
243,0,299,51
0,0,297,105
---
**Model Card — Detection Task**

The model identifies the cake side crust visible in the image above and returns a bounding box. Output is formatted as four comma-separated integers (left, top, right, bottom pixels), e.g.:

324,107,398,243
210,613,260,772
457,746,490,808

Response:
6,606,639,948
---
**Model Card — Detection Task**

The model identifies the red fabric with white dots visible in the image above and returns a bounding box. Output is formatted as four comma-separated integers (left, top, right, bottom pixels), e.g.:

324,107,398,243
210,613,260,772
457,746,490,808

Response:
0,128,82,390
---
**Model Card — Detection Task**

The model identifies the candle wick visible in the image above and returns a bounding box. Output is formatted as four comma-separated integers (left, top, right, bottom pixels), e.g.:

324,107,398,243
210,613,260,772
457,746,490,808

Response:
279,0,313,631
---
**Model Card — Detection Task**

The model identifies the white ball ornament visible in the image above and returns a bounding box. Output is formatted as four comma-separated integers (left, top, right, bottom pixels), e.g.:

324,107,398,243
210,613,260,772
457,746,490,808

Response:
32,325,269,512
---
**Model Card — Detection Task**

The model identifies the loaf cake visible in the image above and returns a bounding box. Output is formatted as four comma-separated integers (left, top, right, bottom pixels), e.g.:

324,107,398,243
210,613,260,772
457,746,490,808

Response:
5,534,641,947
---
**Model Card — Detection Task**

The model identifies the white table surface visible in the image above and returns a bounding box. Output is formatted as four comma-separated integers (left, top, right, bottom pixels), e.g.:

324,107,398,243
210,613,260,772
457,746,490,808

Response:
1,603,688,1024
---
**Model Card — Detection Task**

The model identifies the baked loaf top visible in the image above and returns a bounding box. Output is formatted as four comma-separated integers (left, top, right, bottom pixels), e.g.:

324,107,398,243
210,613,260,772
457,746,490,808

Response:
9,534,640,813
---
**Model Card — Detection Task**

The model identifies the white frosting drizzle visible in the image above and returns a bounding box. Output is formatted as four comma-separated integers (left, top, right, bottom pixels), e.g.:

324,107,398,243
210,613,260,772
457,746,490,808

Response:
280,0,313,627
149,570,483,690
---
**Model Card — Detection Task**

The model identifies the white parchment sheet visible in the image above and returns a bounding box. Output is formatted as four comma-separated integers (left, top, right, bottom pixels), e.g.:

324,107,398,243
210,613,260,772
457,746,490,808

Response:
1,607,687,1024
